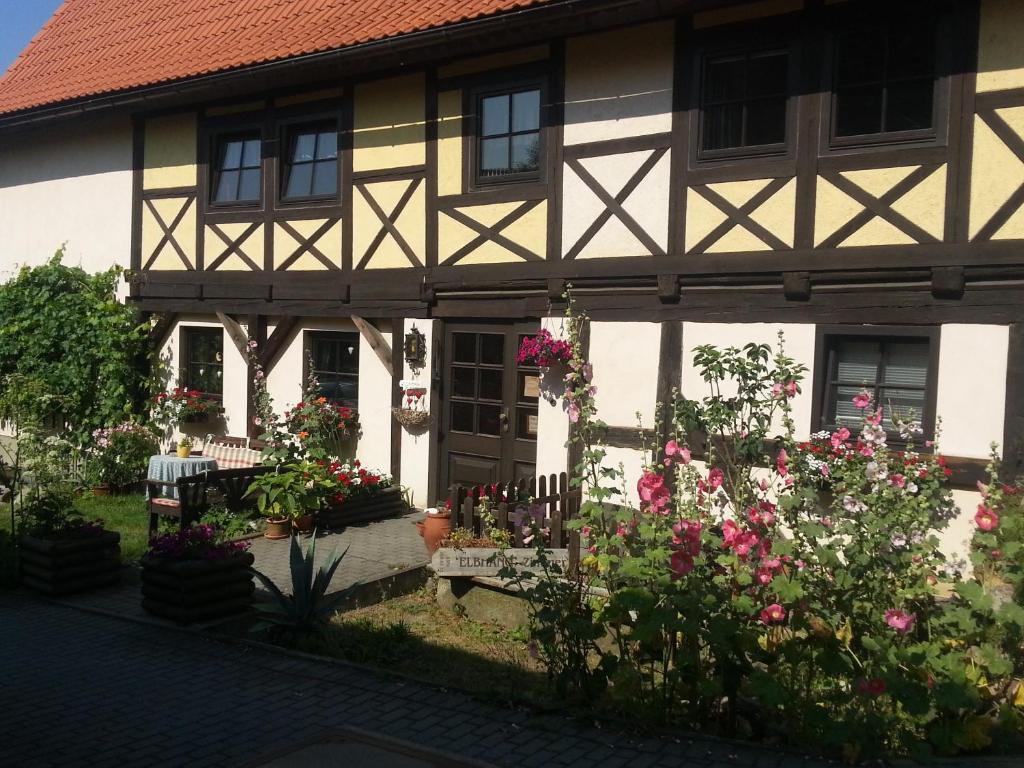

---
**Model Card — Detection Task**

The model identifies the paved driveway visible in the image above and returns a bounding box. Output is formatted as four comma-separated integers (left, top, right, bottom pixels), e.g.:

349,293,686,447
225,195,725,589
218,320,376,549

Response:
0,593,836,768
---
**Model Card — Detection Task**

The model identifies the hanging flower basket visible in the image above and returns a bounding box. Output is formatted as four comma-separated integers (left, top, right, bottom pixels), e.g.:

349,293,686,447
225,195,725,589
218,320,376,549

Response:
392,407,432,430
517,330,572,367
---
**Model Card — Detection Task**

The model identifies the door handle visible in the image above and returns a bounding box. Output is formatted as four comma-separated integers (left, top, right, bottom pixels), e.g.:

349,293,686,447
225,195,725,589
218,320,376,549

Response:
500,408,510,433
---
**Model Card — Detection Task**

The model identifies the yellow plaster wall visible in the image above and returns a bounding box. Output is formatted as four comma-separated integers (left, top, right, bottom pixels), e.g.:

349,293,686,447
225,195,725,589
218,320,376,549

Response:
684,178,795,252
353,178,426,268
141,197,196,269
439,200,547,264
273,219,342,270
437,90,463,197
438,45,549,78
353,74,426,172
143,113,197,190
694,0,804,28
204,223,263,271
977,0,1024,93
971,107,1024,239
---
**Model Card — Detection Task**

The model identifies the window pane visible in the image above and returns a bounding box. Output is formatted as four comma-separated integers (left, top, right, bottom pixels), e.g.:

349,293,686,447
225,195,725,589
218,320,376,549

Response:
215,170,240,202
835,341,881,384
285,163,313,198
242,138,261,168
885,79,933,132
453,333,476,363
238,168,262,201
833,385,865,428
703,103,744,150
517,407,538,440
319,375,358,408
481,94,510,137
835,85,884,136
292,132,317,162
747,52,788,98
451,402,474,433
888,27,934,78
479,369,503,401
745,97,787,146
478,405,501,436
879,388,926,427
480,137,509,175
511,90,541,132
316,130,338,160
221,140,244,170
311,160,337,196
836,34,885,85
705,56,745,102
480,334,503,365
452,367,476,398
511,133,540,171
883,342,929,387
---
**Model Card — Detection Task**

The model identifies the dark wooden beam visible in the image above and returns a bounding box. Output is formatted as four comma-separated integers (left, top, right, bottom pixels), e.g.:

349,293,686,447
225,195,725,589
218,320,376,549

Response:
149,313,178,350
931,266,965,299
1003,323,1024,481
216,312,249,359
783,271,811,301
351,315,394,377
260,316,300,372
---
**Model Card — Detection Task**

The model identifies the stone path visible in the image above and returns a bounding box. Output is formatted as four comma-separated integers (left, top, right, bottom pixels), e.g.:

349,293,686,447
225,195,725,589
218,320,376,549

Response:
0,592,839,768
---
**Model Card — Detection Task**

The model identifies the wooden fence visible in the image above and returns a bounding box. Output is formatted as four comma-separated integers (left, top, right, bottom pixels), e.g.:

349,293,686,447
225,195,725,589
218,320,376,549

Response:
446,473,582,558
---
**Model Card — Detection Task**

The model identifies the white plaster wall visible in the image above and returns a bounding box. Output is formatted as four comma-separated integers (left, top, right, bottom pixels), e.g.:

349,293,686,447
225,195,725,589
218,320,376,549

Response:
157,316,249,441
935,324,1008,459
563,21,675,145
0,115,133,282
590,321,661,428
535,317,571,479
680,323,817,438
398,319,436,508
263,318,394,472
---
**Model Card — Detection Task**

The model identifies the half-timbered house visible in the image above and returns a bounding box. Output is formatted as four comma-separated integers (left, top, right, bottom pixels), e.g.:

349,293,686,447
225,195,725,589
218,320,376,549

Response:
1,0,1022,558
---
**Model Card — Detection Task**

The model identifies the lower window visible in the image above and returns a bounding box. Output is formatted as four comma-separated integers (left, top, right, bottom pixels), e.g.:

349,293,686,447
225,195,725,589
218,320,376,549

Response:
183,327,224,397
816,330,937,443
307,331,359,409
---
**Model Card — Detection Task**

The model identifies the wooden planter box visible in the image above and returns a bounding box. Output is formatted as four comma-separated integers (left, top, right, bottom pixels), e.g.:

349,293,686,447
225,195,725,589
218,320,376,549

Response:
140,550,255,623
320,485,408,529
20,531,122,596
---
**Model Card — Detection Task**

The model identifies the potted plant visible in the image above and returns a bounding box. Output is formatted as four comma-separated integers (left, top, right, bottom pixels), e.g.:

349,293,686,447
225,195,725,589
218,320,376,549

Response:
85,422,160,495
18,491,121,596
247,461,334,539
176,436,193,458
141,524,254,623
152,387,223,427
320,460,406,528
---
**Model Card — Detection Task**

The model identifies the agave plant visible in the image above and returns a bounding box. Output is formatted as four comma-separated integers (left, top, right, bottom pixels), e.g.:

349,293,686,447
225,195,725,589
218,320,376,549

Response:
251,531,353,636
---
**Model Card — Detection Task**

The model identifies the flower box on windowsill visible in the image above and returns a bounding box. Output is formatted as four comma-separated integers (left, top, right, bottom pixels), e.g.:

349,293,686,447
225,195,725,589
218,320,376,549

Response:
140,551,255,624
20,531,122,596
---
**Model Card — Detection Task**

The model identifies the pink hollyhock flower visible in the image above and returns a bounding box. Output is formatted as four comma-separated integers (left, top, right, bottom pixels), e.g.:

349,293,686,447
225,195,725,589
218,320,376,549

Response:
830,427,851,449
637,471,664,501
884,609,917,634
670,550,694,579
665,439,681,456
866,407,884,426
663,458,673,468
708,467,724,490
784,380,798,398
758,477,770,492
762,557,782,571
855,678,887,697
757,536,773,558
567,402,581,423
889,473,907,489
582,362,593,383
819,463,830,478
975,505,1000,531
770,382,784,399
756,568,774,585
616,523,628,538
852,391,872,409
581,526,592,538
678,445,691,464
776,449,789,477
760,603,786,624
859,443,874,458
722,519,740,546
733,531,760,559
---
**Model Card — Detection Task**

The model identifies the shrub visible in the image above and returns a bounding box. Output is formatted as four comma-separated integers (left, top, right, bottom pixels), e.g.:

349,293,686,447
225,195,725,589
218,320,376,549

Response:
85,422,159,490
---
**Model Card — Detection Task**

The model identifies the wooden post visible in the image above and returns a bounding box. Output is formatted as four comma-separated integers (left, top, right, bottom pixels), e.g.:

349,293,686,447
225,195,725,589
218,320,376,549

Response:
351,315,393,377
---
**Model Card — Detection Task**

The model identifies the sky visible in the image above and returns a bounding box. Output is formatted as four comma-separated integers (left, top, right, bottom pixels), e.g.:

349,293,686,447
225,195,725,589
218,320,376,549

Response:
0,0,65,76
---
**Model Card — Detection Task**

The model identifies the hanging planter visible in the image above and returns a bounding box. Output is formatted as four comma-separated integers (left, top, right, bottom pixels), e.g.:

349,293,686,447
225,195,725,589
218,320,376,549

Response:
392,407,432,430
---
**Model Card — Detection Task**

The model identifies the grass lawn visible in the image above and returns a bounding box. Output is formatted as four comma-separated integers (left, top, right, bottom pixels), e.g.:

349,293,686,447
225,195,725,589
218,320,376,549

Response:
295,590,550,706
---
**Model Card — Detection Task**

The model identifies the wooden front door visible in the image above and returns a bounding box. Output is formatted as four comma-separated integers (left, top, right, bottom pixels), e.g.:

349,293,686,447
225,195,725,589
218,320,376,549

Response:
439,322,540,494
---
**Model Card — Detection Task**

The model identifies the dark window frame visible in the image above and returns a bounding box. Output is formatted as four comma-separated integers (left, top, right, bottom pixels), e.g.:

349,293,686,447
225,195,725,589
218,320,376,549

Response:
694,43,798,163
208,129,264,209
467,77,548,190
181,326,225,400
278,116,342,206
810,325,940,448
303,330,360,410
821,3,953,153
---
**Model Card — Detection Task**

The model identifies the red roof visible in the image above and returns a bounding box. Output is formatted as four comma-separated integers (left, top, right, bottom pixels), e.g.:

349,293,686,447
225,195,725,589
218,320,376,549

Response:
0,0,554,116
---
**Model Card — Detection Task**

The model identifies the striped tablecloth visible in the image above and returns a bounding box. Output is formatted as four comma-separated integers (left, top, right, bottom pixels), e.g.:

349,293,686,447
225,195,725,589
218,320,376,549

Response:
146,455,217,500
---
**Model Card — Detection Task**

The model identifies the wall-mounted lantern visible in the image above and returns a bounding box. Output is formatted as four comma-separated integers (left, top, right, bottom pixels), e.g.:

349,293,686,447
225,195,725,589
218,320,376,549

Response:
404,325,426,373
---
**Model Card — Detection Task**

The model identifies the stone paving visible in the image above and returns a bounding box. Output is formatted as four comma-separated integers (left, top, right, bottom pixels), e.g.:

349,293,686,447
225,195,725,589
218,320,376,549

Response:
1,592,840,768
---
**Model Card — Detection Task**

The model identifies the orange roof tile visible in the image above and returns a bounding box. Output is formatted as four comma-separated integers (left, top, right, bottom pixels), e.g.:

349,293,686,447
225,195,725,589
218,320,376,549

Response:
0,0,555,116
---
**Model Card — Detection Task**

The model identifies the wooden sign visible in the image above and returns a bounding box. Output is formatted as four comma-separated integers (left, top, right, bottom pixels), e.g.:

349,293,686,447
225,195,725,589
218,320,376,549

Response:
430,547,570,577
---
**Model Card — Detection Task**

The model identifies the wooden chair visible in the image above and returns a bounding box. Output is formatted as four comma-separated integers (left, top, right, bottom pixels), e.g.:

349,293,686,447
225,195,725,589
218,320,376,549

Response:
146,472,211,537
204,465,275,512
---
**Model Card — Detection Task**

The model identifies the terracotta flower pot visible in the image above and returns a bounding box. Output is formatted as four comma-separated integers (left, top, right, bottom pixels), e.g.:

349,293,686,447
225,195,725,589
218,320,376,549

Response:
417,511,452,555
264,517,291,540
293,514,315,534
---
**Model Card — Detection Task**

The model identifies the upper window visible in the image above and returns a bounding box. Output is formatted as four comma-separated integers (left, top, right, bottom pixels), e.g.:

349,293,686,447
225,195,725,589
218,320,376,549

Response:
211,133,262,204
700,49,789,157
183,328,224,398
476,87,542,185
282,122,339,201
817,333,935,442
309,332,359,409
832,21,937,141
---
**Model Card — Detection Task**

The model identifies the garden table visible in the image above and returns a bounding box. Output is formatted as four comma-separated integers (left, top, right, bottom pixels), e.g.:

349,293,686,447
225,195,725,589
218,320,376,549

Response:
146,455,218,500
